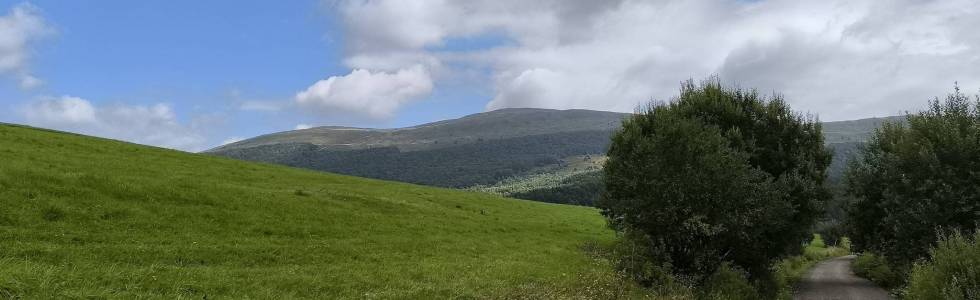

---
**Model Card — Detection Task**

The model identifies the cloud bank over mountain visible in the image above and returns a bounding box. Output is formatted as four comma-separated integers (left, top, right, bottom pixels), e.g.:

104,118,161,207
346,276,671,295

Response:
333,0,980,121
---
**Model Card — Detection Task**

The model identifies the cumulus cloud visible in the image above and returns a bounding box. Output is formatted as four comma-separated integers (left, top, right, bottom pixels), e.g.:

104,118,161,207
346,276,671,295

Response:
0,3,51,90
295,65,433,119
220,137,244,145
334,0,980,121
21,96,209,151
294,124,312,130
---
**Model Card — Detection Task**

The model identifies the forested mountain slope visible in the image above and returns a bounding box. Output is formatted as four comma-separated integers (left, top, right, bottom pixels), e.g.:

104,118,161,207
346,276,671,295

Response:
208,109,903,205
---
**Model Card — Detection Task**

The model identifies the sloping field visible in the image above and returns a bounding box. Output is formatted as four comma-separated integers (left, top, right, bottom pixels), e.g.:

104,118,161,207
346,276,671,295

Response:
0,124,622,299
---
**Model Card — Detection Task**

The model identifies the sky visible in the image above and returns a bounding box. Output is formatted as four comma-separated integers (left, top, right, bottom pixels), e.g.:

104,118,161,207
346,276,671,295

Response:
1,0,979,152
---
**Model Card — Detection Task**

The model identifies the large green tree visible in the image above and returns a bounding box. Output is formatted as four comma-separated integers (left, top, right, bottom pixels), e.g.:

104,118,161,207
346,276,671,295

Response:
846,87,980,265
599,79,831,282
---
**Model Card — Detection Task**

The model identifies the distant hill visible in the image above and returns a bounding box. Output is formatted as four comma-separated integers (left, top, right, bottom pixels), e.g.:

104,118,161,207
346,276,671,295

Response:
210,108,627,152
208,109,628,205
0,123,627,298
823,116,906,183
822,116,905,144
208,108,905,205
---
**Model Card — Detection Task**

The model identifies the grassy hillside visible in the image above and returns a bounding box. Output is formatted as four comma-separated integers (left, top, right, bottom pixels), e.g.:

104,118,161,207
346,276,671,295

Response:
0,124,629,299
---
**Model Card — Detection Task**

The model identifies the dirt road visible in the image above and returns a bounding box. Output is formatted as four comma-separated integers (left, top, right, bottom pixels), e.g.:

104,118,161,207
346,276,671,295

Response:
793,255,892,300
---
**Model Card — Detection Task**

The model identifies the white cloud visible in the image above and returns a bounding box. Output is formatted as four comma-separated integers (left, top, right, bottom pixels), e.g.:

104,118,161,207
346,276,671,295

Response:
239,100,284,112
221,137,244,145
294,124,312,130
22,95,96,124
334,0,980,121
0,3,51,90
21,96,209,151
18,73,40,89
295,65,433,119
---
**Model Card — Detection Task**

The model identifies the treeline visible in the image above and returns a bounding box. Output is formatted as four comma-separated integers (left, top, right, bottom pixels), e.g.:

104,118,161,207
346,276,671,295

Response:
597,79,979,299
509,171,602,206
842,87,980,297
214,130,615,189
471,168,603,206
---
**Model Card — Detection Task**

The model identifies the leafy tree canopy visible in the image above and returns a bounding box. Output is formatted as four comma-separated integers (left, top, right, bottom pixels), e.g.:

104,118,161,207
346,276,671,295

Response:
599,78,831,283
846,86,980,265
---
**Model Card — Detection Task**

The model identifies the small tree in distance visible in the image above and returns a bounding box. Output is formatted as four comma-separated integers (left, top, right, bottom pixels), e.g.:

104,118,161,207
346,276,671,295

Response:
599,78,831,286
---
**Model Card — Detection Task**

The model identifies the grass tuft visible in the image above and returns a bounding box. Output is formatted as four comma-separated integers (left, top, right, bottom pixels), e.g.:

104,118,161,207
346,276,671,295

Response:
40,206,65,222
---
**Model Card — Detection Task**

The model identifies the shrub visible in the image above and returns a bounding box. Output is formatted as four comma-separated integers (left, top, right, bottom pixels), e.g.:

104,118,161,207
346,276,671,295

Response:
839,237,852,253
813,219,847,247
905,231,980,300
808,234,826,249
599,78,830,285
701,263,759,300
802,234,849,261
852,252,903,289
846,86,980,266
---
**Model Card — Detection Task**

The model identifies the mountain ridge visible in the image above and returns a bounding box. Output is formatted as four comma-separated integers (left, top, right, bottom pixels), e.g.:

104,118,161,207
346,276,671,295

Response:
210,108,903,153
208,108,905,205
207,108,628,153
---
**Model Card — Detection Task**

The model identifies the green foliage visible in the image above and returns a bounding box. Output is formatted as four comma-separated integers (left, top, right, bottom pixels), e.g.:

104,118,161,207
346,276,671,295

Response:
507,171,602,206
839,237,852,252
845,86,980,266
852,252,904,289
812,220,846,247
470,155,605,206
0,124,636,298
905,231,980,300
701,263,760,300
218,130,615,190
808,234,827,248
599,78,831,285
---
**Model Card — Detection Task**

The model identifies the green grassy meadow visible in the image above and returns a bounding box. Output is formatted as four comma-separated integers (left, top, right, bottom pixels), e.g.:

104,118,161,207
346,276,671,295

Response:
0,124,628,299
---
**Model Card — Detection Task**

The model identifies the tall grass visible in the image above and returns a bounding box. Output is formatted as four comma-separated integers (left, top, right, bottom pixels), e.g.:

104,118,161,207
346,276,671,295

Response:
905,231,980,300
852,252,904,290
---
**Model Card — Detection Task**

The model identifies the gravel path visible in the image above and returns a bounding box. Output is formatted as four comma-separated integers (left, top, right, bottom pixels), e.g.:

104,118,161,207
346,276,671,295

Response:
793,255,892,300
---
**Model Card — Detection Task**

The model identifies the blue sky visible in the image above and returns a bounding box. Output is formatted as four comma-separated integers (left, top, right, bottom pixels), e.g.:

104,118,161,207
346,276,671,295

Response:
0,1,492,150
2,1,978,151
